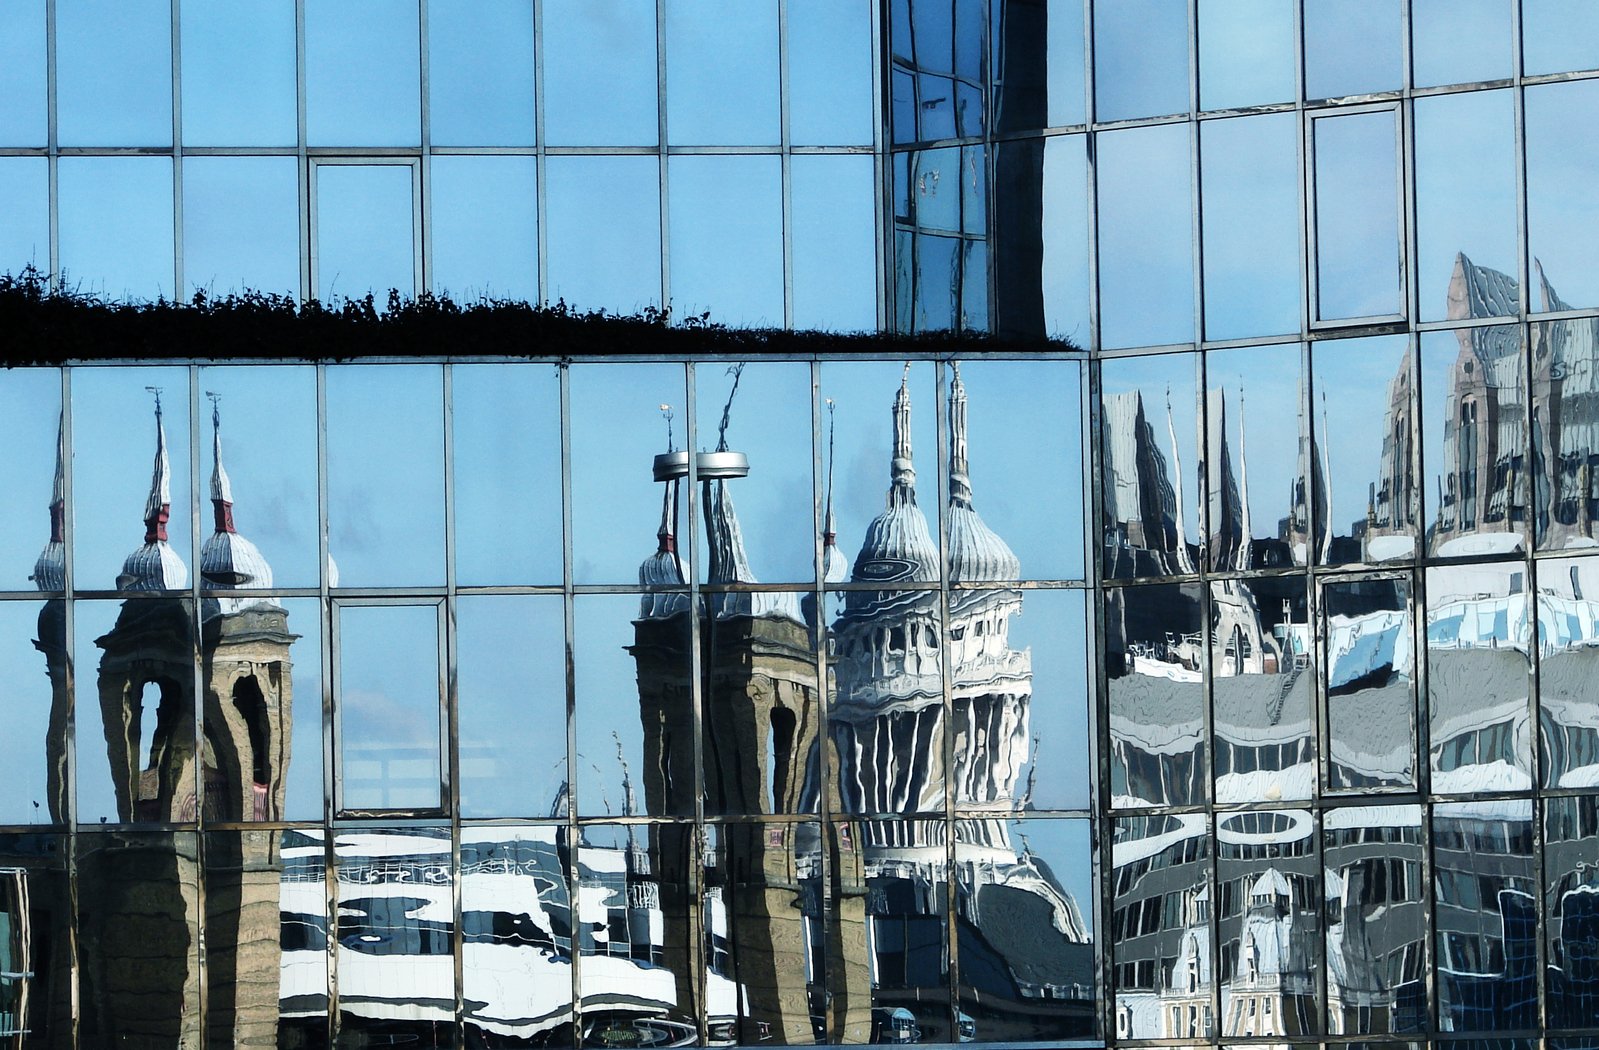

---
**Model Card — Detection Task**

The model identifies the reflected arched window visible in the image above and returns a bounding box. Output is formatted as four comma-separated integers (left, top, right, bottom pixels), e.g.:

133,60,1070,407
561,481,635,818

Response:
1460,398,1479,528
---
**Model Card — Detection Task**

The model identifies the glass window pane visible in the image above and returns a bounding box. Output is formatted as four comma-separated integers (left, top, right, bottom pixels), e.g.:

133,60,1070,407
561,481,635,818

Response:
1534,556,1599,787
336,606,442,812
1097,122,1194,348
692,361,814,587
332,827,456,1039
428,155,537,301
1412,0,1511,87
1092,0,1189,121
1205,344,1306,569
1304,0,1402,99
196,364,320,588
0,834,73,1038
791,154,877,332
544,155,661,313
665,0,779,145
1416,90,1517,322
1532,319,1599,552
457,596,566,818
304,0,421,147
451,363,563,586
955,817,1095,1039
574,596,692,818
0,2,47,146
1323,575,1416,792
1432,800,1536,1031
1324,804,1425,1033
1101,353,1201,578
428,0,535,146
542,0,658,146
1523,0,1599,76
1212,576,1312,802
569,363,687,584
1201,113,1301,340
1107,583,1207,807
1426,564,1532,793
1527,80,1599,312
789,0,874,144
0,157,49,274
0,602,67,822
180,0,297,146
183,156,301,298
326,364,444,587
77,831,201,1042
268,599,325,822
58,157,175,302
1002,590,1091,808
1545,795,1599,1027
1112,813,1211,1038
1217,810,1320,1036
1312,335,1417,564
314,164,415,302
1422,326,1528,554
829,622,948,812
56,0,172,146
1198,0,1295,110
0,368,62,594
1313,110,1401,321
668,156,782,326
1036,135,1089,339
74,599,197,824
70,366,191,593
994,0,1084,131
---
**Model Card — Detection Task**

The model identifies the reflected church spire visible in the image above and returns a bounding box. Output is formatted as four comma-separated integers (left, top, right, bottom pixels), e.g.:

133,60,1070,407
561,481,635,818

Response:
31,411,66,591
117,389,188,591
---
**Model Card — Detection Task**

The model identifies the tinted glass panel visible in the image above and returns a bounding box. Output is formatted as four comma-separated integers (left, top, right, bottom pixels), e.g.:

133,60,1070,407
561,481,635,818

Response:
56,0,172,146
1101,353,1201,578
1412,0,1512,87
1212,577,1313,804
1523,0,1599,76
1097,123,1194,348
0,2,47,146
1313,336,1416,564
1323,575,1416,791
304,0,421,147
314,164,415,302
1304,0,1402,99
1314,110,1402,321
1198,0,1295,110
0,158,49,274
1324,804,1426,1033
428,155,537,301
790,154,878,332
183,156,301,298
1201,114,1301,340
1093,0,1189,121
1107,583,1207,808
1205,344,1306,568
335,606,443,812
1532,318,1599,552
0,368,63,594
1113,813,1211,1038
665,0,780,145
0,602,66,823
1527,80,1599,312
668,156,783,327
428,0,535,146
1535,555,1599,788
1001,588,1092,809
180,0,297,146
789,0,876,144
1544,795,1599,1029
58,157,175,302
544,156,661,313
542,0,659,146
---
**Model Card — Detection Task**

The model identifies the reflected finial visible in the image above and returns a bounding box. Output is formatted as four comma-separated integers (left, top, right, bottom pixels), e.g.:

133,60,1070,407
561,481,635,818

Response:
206,391,236,532
949,361,972,507
890,364,916,505
659,403,675,453
142,387,172,543
825,398,838,539
716,362,745,453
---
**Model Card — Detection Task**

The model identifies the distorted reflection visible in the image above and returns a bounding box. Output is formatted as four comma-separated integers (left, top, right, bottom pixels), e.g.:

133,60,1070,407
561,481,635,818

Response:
1312,336,1415,564
1216,809,1320,1037
1322,576,1416,792
1101,354,1200,579
1432,800,1537,1031
1211,576,1313,805
1106,583,1207,808
1536,556,1599,788
1426,563,1532,794
1543,795,1599,1028
1112,813,1211,1040
1534,315,1599,551
1204,345,1306,568
1323,804,1426,1034
0,834,71,1047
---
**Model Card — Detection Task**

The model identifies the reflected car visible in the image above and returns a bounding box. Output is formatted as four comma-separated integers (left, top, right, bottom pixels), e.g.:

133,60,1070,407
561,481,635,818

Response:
871,1007,921,1044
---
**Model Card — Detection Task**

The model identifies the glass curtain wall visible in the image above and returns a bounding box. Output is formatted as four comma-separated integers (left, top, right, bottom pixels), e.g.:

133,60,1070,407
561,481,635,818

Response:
0,357,1094,1047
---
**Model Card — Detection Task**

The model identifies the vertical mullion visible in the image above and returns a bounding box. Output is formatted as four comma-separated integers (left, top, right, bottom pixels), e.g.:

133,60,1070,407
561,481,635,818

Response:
46,0,59,290
58,364,81,1049
656,0,671,313
315,362,339,1048
171,0,184,301
296,0,311,301
808,358,834,1041
557,361,582,1050
934,358,959,1038
870,0,888,331
684,361,708,1046
417,0,431,296
441,362,465,1037
532,0,547,306
778,0,793,330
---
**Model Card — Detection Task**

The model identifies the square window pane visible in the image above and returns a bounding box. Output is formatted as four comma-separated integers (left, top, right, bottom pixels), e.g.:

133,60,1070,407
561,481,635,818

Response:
1412,0,1511,87
196,364,321,588
59,159,175,302
665,0,779,145
457,596,566,818
1527,80,1599,311
325,364,444,587
545,155,661,313
668,156,782,326
314,164,415,302
428,0,535,146
1416,90,1517,322
0,1,47,146
0,157,49,275
451,362,562,586
1097,123,1194,348
789,0,875,144
1313,110,1402,321
305,0,420,147
429,155,536,301
56,0,172,146
1305,0,1402,99
791,154,877,332
183,156,301,298
542,0,658,146
180,0,297,146
1093,0,1189,121
1201,113,1301,340
335,605,443,812
70,366,191,593
1523,0,1599,76
1198,0,1295,110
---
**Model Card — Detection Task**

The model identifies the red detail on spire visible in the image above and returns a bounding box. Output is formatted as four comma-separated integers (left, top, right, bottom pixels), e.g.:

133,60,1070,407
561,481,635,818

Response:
48,502,65,544
658,531,676,554
145,504,171,544
214,499,236,534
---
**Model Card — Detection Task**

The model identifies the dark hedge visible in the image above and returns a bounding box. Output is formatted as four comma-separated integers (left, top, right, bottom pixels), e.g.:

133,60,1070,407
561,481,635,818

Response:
1,266,1076,362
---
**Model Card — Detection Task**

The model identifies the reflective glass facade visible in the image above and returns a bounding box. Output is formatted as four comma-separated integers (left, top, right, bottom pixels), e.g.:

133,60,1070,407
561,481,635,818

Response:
5,2,1599,1049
